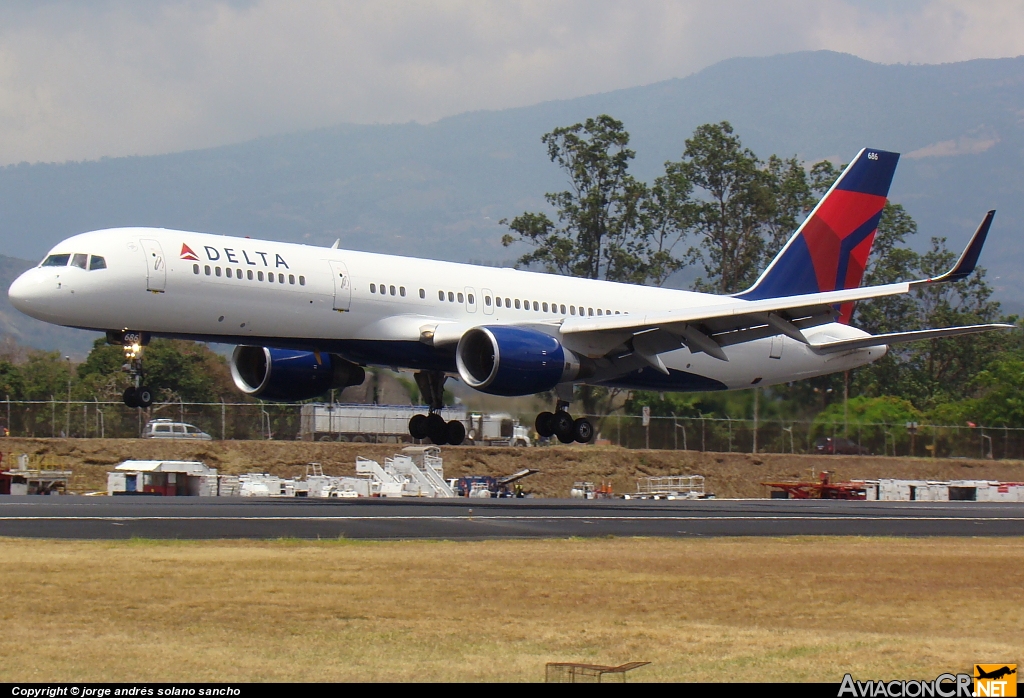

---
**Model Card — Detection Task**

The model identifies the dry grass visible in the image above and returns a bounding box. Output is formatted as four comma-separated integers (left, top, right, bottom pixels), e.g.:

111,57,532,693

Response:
6,437,1024,498
0,536,1020,682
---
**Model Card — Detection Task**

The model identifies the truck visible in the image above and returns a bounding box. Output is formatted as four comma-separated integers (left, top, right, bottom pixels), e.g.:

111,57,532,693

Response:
465,412,532,447
299,404,467,443
298,404,532,446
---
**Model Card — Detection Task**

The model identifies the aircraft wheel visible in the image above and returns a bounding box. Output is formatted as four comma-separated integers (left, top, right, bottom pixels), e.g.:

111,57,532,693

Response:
573,418,594,444
122,387,139,408
553,411,575,444
535,411,555,438
446,420,466,446
426,413,448,445
137,386,154,408
409,414,428,440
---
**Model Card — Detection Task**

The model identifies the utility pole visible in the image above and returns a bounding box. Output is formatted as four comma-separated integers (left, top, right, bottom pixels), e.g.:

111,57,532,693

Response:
65,356,72,438
752,388,759,454
843,370,849,439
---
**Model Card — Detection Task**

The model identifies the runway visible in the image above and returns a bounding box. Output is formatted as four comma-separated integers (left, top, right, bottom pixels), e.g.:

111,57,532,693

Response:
1,496,1023,539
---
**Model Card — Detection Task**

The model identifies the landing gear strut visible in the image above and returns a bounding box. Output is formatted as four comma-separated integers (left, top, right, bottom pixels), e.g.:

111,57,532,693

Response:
536,396,593,444
408,371,465,446
111,331,154,408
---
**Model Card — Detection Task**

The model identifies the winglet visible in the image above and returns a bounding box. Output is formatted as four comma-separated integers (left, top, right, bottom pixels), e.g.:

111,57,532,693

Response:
918,210,995,285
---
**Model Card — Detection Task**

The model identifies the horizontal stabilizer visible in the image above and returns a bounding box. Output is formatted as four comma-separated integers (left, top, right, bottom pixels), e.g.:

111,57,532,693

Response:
809,324,1013,354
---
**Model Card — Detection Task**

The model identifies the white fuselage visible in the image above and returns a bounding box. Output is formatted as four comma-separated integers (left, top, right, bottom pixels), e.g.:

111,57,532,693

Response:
7,227,884,393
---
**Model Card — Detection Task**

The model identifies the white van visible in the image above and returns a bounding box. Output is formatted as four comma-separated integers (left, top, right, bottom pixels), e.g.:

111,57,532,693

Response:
142,419,213,440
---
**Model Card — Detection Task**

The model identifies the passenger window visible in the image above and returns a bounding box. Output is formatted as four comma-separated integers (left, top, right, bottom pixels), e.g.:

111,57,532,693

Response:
515,299,521,309
155,425,171,433
606,309,611,315
420,289,425,299
218,267,224,277
597,309,602,316
258,271,264,281
570,306,576,315
615,310,620,315
468,294,474,304
173,425,185,434
532,301,539,311
390,285,396,296
226,268,233,278
380,283,386,294
268,273,274,283
299,276,305,285
438,290,444,301
41,254,71,267
193,264,200,275
289,275,295,284
448,292,454,302
71,254,88,269
505,297,511,307
247,270,254,280
588,308,594,316
485,296,491,306
400,287,406,297
370,284,376,293
90,256,107,270
457,292,464,303
279,273,285,283
495,297,502,307
542,302,548,312
560,304,566,314
205,266,211,276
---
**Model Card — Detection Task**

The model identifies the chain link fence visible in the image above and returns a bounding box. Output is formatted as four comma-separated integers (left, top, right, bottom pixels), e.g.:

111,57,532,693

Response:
596,414,1024,459
0,399,1020,459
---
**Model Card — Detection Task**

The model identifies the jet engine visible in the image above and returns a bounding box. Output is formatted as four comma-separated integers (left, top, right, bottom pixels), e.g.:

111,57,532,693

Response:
230,346,365,402
455,326,581,397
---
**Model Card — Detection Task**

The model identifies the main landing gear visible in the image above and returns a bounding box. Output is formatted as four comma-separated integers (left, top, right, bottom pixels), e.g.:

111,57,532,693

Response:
112,331,154,408
408,371,465,446
535,399,593,444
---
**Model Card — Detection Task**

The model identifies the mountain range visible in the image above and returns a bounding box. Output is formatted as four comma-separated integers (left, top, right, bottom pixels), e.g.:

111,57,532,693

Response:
2,49,1023,355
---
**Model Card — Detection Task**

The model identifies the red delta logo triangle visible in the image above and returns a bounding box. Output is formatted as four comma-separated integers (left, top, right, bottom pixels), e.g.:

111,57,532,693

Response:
180,243,199,261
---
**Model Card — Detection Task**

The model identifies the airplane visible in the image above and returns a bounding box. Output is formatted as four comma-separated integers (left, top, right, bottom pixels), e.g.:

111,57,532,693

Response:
975,666,1016,681
7,147,1012,446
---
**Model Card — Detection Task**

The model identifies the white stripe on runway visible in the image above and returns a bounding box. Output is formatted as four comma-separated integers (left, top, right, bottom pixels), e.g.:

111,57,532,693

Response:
0,515,1021,522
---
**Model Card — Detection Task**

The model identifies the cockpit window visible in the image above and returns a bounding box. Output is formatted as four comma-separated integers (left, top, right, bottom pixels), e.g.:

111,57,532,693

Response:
71,253,88,269
41,254,70,267
89,255,107,270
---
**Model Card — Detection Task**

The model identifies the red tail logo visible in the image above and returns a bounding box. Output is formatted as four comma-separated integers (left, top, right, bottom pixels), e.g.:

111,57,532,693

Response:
180,243,199,261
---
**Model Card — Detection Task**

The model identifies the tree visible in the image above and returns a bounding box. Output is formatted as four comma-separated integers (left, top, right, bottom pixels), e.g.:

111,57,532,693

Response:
671,122,775,293
501,115,649,283
75,338,238,403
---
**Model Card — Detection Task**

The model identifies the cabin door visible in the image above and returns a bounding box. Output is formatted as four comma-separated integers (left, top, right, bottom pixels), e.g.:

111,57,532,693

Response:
329,260,352,311
140,239,166,291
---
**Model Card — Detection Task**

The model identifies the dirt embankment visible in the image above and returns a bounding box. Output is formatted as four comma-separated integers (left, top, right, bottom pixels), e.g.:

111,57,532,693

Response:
5,438,1024,498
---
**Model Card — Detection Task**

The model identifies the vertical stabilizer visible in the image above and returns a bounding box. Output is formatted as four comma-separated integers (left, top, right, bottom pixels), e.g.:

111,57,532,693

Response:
738,148,900,323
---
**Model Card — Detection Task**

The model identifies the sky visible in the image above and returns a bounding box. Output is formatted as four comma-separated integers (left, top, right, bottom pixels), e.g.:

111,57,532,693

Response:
1,0,1023,166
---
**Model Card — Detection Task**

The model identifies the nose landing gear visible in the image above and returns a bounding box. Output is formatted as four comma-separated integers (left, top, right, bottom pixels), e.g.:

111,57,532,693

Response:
111,331,154,408
408,371,465,446
536,397,593,444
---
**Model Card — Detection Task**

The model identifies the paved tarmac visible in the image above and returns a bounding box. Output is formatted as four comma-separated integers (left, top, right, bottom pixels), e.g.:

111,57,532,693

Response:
0,496,1023,539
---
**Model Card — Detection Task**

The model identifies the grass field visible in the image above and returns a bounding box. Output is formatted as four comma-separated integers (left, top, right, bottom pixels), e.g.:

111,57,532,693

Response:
0,536,1020,682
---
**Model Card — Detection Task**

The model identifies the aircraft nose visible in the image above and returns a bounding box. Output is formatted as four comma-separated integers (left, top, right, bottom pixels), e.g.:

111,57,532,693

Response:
8,269,55,316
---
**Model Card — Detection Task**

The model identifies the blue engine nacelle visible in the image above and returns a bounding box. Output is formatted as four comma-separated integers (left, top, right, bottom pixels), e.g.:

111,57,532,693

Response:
455,326,580,397
229,346,365,402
